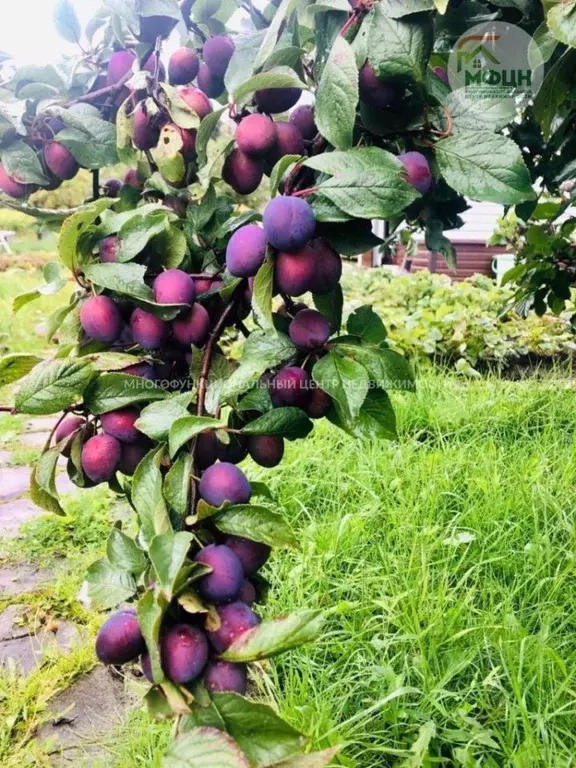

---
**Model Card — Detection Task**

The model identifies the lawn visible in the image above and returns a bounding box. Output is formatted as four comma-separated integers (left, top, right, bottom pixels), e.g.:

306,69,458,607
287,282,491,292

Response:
3,368,576,766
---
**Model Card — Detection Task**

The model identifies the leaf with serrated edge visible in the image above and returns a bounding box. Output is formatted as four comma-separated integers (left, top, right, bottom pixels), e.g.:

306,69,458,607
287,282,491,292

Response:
316,36,358,151
215,504,297,548
162,726,250,768
132,445,172,546
106,529,148,575
221,610,324,662
149,531,193,600
312,352,369,424
15,359,95,415
83,373,168,415
241,407,312,440
82,558,137,611
169,416,227,458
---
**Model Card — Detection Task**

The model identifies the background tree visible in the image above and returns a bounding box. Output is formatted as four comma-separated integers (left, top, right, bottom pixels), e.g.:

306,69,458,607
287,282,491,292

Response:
0,0,562,763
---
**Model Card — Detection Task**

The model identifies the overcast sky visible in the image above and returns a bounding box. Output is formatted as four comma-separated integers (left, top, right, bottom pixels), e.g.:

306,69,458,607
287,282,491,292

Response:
0,0,102,65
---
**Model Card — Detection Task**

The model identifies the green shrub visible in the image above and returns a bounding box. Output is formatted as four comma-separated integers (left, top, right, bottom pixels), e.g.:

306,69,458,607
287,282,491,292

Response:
0,208,36,234
343,269,576,372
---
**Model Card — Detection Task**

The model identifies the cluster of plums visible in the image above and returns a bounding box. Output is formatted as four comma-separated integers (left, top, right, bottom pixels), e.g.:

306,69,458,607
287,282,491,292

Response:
96,531,269,694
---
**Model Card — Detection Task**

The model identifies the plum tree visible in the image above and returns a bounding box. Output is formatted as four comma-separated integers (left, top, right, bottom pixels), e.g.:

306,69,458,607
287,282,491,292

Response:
161,624,209,684
100,407,141,444
222,148,264,195
4,0,542,761
399,151,432,194
289,105,317,140
80,296,123,343
270,367,311,408
130,308,169,350
169,47,199,85
225,536,271,575
207,601,260,653
263,196,316,253
204,661,247,694
194,544,245,602
199,462,252,507
172,302,210,346
43,142,79,181
81,434,121,483
153,269,196,306
226,225,267,277
95,610,144,665
246,434,285,467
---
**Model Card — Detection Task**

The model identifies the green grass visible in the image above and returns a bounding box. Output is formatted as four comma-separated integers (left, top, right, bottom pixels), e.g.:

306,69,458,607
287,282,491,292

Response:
3,358,576,764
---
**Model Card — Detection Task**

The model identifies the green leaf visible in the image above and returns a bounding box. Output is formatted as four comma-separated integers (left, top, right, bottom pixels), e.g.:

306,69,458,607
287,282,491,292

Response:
132,445,173,546
313,285,343,332
169,416,227,458
251,252,275,328
58,198,115,271
241,407,312,440
270,155,302,197
138,588,168,684
163,727,250,768
164,452,193,518
548,0,576,47
57,115,118,169
54,0,81,43
106,529,148,575
180,697,305,767
30,447,64,516
136,394,193,441
83,373,169,414
378,0,434,16
117,211,171,261
233,67,307,105
196,107,226,167
83,558,137,610
367,5,434,83
83,263,187,320
215,505,297,548
346,305,387,344
221,609,324,662
435,131,536,205
444,90,513,134
0,141,49,185
149,531,194,600
312,351,369,424
533,50,576,139
316,36,358,151
15,359,95,415
0,353,42,388
254,0,301,70
308,147,420,219
425,218,457,270
355,387,397,440
336,344,415,392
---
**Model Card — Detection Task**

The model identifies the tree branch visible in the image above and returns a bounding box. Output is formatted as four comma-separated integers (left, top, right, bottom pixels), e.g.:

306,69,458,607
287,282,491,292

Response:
66,69,133,107
196,287,244,417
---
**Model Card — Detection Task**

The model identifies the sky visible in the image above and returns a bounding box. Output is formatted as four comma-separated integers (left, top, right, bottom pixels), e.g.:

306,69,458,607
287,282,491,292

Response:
0,0,101,66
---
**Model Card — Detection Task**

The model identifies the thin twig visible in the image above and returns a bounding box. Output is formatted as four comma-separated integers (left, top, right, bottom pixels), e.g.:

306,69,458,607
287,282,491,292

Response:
66,69,133,107
291,186,319,198
196,288,243,417
0,406,15,413
92,170,100,201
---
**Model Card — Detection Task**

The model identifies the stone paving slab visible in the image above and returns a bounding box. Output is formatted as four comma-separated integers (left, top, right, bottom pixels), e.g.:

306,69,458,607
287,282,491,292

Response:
36,667,128,765
55,473,81,497
20,432,49,448
25,418,59,433
0,564,51,596
0,450,11,466
0,608,82,675
0,466,32,502
0,498,44,538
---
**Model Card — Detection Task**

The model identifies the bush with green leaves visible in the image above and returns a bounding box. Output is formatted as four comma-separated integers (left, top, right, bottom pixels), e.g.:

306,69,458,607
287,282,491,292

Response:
344,270,576,373
0,0,559,763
